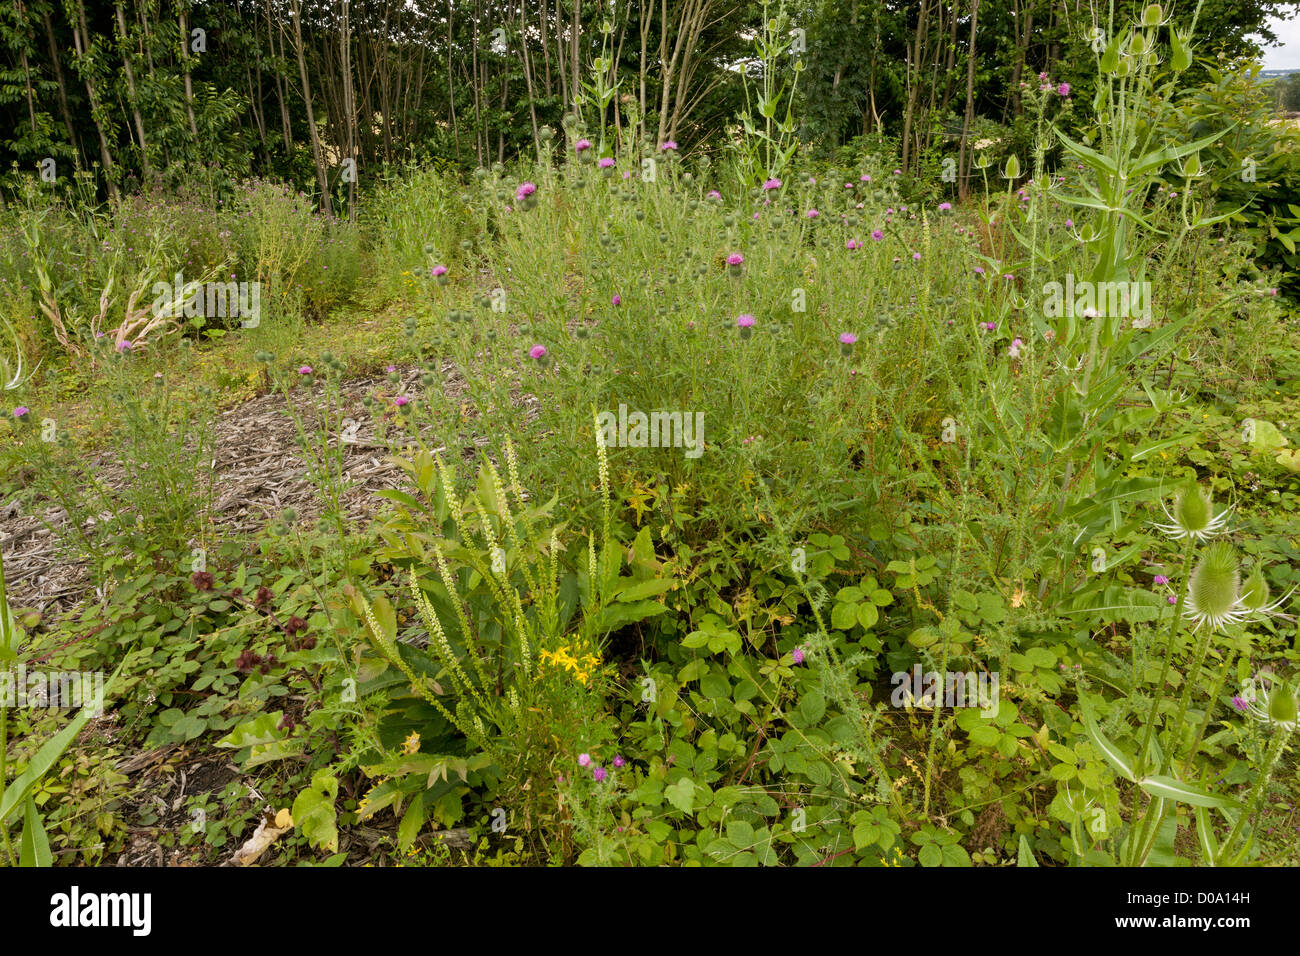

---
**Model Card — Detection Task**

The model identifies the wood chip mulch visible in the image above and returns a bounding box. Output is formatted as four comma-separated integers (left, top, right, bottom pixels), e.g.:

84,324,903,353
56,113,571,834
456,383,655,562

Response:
1,359,541,615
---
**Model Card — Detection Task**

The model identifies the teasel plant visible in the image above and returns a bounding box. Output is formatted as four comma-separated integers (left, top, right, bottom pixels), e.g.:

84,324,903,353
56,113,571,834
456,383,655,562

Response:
1078,480,1296,866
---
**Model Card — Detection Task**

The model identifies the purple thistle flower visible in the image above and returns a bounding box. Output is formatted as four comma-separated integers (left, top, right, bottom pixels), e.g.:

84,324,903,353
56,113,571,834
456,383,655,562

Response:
593,766,608,782
611,294,621,306
612,755,626,768
298,365,313,375
870,229,884,241
736,313,755,328
1154,575,1169,585
529,344,547,359
660,141,678,151
578,753,592,767
726,253,744,266
575,139,592,152
792,647,805,664
13,406,29,418
598,157,616,169
516,181,537,201
394,396,410,407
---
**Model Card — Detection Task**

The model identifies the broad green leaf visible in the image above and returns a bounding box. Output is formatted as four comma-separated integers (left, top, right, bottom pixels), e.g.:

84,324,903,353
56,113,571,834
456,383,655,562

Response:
617,577,675,602
19,796,52,868
1131,433,1196,461
665,778,695,814
1017,834,1039,867
292,769,340,853
398,793,425,851
1138,775,1239,809
1080,702,1136,782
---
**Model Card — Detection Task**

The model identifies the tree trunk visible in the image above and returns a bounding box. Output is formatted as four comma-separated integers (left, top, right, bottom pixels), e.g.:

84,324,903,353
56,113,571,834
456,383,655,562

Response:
43,10,80,158
958,0,980,201
289,0,331,216
114,2,152,179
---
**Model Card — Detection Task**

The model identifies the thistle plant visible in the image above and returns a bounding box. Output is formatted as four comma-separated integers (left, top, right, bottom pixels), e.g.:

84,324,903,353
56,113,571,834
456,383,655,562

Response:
0,327,123,867
269,352,357,575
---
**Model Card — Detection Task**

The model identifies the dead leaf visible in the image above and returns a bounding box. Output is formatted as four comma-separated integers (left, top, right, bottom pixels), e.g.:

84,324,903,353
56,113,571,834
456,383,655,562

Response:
231,812,292,866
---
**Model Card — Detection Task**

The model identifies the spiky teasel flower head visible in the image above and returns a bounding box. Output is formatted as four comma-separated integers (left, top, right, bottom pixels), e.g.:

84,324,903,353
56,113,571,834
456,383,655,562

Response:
1183,542,1247,632
1238,565,1296,623
1152,483,1232,542
1240,673,1299,733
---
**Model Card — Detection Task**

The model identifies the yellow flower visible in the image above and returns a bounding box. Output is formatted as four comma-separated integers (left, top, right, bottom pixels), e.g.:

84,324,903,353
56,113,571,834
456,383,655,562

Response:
402,731,421,755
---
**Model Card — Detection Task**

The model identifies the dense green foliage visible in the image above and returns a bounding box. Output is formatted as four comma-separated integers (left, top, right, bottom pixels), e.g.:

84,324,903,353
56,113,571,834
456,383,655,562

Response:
0,3,1298,869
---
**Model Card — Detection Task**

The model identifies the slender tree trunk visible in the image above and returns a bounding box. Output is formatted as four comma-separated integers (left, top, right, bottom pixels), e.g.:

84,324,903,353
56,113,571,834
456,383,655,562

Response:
289,0,331,215
115,2,152,179
958,0,980,201
43,10,80,157
269,0,293,150
68,0,119,198
340,0,357,220
179,9,200,137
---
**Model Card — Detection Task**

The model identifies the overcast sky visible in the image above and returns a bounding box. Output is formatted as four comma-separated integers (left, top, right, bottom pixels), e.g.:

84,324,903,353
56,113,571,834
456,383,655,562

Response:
1252,12,1300,68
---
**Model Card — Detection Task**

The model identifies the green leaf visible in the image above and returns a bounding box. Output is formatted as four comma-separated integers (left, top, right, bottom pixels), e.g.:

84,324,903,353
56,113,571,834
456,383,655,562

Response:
617,577,674,602
1080,702,1136,782
800,688,826,725
665,778,695,814
1130,433,1196,461
1017,834,1039,867
20,796,52,868
726,819,754,848
216,712,286,750
1138,775,1239,809
398,793,425,851
1194,806,1218,865
292,769,339,853
593,599,669,633
831,602,858,631
857,603,879,630
0,704,94,825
